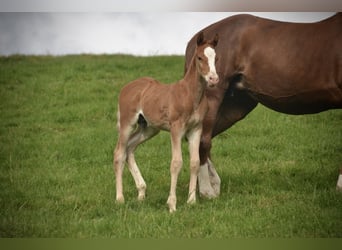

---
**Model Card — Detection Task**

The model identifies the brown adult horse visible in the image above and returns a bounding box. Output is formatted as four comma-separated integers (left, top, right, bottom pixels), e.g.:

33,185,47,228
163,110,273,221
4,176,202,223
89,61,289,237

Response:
185,13,342,197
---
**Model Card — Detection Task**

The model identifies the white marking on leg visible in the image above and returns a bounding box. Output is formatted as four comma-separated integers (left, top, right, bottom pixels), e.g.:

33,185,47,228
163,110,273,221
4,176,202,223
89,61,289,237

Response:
114,146,126,203
126,127,159,201
207,158,221,196
198,161,217,199
187,127,201,205
127,152,146,201
114,115,135,203
167,130,183,213
126,129,147,200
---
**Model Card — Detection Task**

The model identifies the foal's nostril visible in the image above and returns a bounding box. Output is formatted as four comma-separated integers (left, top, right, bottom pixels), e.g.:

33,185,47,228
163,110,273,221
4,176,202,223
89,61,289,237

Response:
208,75,219,88
210,76,219,83
207,72,219,85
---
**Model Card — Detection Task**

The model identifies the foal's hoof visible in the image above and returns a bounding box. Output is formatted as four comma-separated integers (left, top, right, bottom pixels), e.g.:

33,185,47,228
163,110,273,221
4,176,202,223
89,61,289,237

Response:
167,196,177,213
116,196,125,204
169,207,176,213
187,198,196,205
137,187,146,201
137,194,145,201
187,193,196,205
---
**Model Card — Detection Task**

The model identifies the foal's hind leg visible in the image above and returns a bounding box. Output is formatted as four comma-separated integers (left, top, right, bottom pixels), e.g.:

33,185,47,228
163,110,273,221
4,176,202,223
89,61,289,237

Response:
114,124,134,203
126,126,159,201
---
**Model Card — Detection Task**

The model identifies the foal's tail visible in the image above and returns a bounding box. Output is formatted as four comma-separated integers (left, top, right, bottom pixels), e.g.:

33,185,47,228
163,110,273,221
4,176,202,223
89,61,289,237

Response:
116,106,121,131
116,104,147,132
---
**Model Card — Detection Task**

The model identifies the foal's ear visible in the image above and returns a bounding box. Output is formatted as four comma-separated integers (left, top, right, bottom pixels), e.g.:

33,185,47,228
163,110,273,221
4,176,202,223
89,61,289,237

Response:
212,33,219,47
197,32,205,46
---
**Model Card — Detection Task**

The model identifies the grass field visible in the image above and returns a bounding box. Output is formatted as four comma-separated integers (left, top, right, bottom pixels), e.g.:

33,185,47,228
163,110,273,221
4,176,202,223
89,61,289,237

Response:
0,54,341,238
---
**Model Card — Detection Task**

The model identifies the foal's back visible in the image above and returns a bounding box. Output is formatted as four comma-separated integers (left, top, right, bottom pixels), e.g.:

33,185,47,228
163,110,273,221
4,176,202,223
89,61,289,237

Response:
119,76,199,131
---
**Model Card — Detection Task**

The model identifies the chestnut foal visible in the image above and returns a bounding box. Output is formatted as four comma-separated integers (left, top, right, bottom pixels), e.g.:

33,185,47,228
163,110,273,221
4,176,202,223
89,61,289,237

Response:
113,32,219,212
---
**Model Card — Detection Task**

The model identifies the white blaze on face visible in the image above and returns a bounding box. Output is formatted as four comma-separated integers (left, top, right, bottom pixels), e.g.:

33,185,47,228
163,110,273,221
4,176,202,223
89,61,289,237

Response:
204,46,219,85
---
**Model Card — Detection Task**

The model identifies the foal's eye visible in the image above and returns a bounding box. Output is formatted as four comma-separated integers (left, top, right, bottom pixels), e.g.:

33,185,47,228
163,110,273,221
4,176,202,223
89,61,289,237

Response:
198,56,202,61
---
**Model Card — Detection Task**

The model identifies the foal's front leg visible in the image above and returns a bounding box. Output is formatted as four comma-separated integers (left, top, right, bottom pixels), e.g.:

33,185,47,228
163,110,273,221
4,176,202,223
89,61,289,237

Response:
167,129,183,213
187,126,202,204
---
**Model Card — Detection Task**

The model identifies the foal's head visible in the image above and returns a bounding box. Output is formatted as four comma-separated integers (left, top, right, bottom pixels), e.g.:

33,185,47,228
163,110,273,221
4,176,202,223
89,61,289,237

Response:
195,32,219,88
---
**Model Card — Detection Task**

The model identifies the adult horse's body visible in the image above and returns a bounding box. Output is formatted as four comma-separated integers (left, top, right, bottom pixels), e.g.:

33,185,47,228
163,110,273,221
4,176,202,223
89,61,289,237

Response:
185,13,342,197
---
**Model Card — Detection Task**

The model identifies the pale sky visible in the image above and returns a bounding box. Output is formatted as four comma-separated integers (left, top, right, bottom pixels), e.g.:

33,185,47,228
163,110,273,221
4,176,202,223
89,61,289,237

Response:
0,12,336,56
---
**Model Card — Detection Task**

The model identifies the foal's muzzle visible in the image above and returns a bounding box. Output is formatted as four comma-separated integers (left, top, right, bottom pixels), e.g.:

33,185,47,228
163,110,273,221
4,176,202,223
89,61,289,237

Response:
207,73,219,87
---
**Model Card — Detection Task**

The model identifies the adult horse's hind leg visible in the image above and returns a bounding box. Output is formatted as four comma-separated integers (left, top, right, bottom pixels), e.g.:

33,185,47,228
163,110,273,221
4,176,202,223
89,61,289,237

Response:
126,126,160,201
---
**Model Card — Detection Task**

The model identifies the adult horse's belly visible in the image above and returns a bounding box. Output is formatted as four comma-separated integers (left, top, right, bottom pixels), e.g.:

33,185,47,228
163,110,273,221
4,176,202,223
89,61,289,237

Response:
246,86,342,115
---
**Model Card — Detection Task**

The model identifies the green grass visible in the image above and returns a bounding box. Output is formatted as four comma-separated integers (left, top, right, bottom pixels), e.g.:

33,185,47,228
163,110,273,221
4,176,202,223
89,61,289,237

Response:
0,54,341,238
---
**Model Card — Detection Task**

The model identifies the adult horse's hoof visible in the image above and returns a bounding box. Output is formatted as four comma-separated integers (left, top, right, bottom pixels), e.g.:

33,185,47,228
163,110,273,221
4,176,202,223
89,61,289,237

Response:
198,160,220,199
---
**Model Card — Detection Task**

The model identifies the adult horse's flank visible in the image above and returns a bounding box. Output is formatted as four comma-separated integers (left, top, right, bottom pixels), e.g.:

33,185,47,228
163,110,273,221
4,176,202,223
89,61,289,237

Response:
185,13,342,197
114,32,219,212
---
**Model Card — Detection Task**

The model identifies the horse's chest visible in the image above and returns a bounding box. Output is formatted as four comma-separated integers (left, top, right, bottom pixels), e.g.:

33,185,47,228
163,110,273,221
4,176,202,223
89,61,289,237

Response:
187,112,200,126
185,103,207,127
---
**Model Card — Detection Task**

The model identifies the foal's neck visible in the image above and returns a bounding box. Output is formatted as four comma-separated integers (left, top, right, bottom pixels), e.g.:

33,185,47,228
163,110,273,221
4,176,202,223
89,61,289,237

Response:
182,54,207,106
